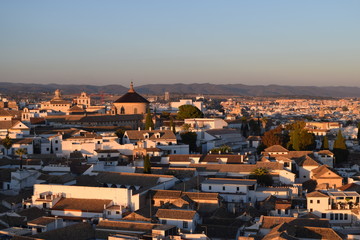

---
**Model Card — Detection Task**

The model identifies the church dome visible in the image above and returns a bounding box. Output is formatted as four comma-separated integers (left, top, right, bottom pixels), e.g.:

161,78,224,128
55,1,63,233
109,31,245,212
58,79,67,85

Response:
114,82,149,103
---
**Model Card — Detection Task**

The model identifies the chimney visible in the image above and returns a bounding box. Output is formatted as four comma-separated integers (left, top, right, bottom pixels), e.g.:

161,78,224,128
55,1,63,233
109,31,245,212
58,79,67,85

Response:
138,127,140,131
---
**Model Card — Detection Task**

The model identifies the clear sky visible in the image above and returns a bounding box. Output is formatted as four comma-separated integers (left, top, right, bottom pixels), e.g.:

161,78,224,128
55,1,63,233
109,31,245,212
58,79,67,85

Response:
1,1,359,86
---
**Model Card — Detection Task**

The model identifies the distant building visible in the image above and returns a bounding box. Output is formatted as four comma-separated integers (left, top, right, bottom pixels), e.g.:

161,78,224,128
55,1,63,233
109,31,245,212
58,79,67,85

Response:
40,89,71,112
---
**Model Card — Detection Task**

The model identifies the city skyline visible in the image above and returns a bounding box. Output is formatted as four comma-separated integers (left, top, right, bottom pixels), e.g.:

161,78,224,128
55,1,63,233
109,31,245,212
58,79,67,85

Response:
1,1,360,87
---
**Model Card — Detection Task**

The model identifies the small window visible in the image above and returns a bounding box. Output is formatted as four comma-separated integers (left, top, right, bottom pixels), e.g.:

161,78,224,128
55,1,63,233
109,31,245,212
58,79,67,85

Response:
236,187,240,191
303,175,306,178
277,209,281,214
321,213,326,218
173,150,176,154
317,200,320,204
310,200,313,204
183,221,188,229
162,220,167,224
55,140,58,144
208,186,212,190
310,208,313,212
285,209,289,214
98,141,101,144
344,214,348,220
335,214,338,220
46,148,49,151
107,211,111,215
37,228,42,233
223,186,225,191
330,213,334,220
55,147,58,151
340,213,343,220
116,211,120,215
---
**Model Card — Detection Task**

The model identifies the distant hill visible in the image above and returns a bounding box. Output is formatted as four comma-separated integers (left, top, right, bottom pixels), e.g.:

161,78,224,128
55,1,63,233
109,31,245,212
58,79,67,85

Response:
0,82,359,97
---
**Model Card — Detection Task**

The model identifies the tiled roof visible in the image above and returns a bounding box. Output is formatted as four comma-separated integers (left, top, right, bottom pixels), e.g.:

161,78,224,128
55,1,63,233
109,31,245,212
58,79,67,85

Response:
311,165,342,179
261,216,330,229
306,191,329,198
32,222,95,240
97,219,158,231
125,129,176,140
156,209,196,220
28,216,56,226
264,145,289,153
51,198,112,213
295,155,321,167
17,207,47,222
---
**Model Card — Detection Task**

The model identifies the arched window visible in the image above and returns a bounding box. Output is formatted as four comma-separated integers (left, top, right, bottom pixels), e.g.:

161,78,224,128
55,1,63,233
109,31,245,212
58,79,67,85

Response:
120,107,125,115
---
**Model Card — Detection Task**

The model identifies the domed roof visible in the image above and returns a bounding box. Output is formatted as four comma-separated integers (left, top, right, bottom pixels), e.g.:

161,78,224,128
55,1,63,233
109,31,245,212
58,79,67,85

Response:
114,82,149,103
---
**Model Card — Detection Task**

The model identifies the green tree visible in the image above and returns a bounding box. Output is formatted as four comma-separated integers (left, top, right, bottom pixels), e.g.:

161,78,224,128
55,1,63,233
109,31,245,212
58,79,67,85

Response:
177,105,204,120
333,130,349,164
322,135,329,150
210,145,232,154
15,148,27,170
250,168,273,186
143,154,151,174
180,131,198,153
249,119,261,136
145,110,154,130
287,121,315,151
2,134,13,156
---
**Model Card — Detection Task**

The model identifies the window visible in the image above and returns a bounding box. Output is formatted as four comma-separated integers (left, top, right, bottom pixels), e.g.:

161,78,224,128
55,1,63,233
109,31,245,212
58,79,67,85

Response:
43,203,47,208
303,176,306,178
284,162,289,167
116,211,120,215
107,211,111,215
46,148,49,151
98,141,101,144
223,186,225,191
162,220,167,224
344,214,348,220
55,140,58,144
330,213,334,220
237,187,240,191
340,213,343,220
208,186,212,190
173,150,176,154
285,209,289,214
55,147,58,151
310,200,313,204
335,214,338,220
183,221,188,229
310,208,313,212
37,228,42,233
317,200,320,204
321,213,326,218
278,209,281,214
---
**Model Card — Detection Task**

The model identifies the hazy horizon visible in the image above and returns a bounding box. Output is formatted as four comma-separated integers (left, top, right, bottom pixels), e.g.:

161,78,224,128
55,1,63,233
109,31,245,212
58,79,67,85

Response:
1,1,360,87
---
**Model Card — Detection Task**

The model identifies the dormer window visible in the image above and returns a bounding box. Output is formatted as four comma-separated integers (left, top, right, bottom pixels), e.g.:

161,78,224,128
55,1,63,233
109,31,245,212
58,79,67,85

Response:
143,133,149,139
155,133,161,138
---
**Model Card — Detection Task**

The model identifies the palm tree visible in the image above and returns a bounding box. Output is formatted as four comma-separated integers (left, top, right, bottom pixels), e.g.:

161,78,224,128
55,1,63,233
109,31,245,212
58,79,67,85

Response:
2,134,13,156
15,148,27,170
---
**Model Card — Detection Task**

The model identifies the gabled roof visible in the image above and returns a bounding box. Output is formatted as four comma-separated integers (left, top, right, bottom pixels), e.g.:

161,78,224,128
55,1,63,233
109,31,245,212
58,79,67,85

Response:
311,165,342,179
156,209,196,220
264,145,289,153
306,191,328,198
295,155,321,167
125,129,176,141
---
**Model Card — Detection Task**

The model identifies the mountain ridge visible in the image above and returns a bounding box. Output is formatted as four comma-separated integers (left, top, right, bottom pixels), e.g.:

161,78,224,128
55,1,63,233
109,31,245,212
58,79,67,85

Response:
0,82,359,97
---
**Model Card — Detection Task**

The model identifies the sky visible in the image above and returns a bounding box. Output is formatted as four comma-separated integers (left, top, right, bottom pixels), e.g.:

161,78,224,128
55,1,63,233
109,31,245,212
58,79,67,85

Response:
1,1,360,87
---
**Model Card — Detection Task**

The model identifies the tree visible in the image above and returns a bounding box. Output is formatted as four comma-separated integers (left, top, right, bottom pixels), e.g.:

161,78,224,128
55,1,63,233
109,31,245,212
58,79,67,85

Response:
2,134,13,156
15,148,27,170
287,121,315,151
177,105,204,120
250,167,273,186
145,110,154,130
322,135,329,150
249,119,261,136
169,117,176,133
180,131,198,153
262,126,284,148
143,154,151,174
333,130,349,164
357,122,360,144
210,145,232,154
115,128,125,144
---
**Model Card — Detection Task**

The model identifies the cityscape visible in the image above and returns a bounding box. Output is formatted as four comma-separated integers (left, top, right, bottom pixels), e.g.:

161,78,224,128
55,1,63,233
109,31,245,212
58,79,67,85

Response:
1,1,360,240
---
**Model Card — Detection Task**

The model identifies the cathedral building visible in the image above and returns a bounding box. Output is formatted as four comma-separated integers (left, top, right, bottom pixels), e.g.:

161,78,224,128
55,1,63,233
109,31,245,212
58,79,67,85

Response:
112,83,149,115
